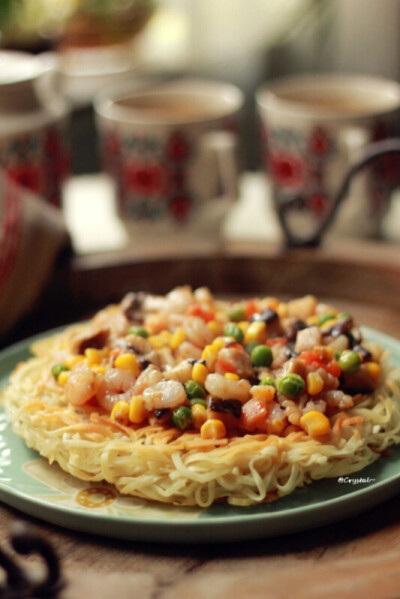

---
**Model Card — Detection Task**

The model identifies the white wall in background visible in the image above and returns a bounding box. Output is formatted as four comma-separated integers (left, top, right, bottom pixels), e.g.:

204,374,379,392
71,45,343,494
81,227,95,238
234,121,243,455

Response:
333,0,400,79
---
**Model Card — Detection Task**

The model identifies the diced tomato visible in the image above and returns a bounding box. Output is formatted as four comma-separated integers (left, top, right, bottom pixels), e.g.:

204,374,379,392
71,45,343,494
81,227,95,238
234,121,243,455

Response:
266,337,287,347
240,397,269,432
244,299,258,319
298,350,323,365
215,357,237,374
223,341,244,352
321,360,341,378
187,304,215,322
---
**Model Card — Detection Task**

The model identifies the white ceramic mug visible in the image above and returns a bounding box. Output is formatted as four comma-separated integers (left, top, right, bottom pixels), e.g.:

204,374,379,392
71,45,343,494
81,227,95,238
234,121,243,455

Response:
256,74,400,241
94,79,244,239
0,51,70,207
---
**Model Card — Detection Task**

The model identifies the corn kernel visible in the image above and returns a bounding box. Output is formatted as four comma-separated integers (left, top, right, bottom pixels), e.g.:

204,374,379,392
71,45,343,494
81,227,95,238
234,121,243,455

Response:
84,348,98,364
114,353,140,376
276,303,289,318
244,321,267,344
207,320,222,336
58,371,70,387
148,334,171,349
202,345,218,369
270,418,286,435
192,362,208,386
306,372,324,395
237,321,250,334
251,385,276,402
211,337,227,352
225,372,239,381
200,419,226,440
365,362,381,382
320,318,337,330
91,365,106,374
170,327,186,350
306,315,319,326
300,410,331,436
111,401,130,425
146,314,167,334
129,395,147,424
63,355,84,368
191,404,207,429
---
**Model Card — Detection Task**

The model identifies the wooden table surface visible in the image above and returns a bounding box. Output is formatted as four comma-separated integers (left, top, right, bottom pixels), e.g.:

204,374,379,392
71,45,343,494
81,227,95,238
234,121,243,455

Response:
2,239,400,599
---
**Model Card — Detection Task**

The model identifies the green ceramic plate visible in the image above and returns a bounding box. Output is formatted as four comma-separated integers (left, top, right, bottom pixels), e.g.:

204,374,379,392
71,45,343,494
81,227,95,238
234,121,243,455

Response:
0,326,400,544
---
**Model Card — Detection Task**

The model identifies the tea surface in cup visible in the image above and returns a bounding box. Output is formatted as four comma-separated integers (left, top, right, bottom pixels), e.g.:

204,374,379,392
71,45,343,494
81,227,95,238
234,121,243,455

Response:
273,89,399,117
116,94,232,122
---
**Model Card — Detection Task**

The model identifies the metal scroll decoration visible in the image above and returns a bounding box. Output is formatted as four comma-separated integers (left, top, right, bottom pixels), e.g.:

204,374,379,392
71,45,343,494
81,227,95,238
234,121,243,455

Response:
0,522,63,598
277,139,400,247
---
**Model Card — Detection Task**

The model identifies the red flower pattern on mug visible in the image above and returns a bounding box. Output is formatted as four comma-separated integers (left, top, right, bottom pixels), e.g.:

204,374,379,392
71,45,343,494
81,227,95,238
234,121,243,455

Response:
307,127,332,157
6,164,42,194
306,192,330,217
166,132,190,162
169,194,191,221
122,162,168,196
269,152,307,189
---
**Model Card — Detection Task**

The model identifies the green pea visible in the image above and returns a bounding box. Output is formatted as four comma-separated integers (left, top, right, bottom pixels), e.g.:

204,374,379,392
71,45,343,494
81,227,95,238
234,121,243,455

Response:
223,323,244,343
244,340,260,355
318,313,335,326
259,375,276,387
277,373,305,398
338,351,361,373
189,398,207,408
251,344,273,367
184,379,206,399
227,304,246,322
51,364,69,379
128,326,149,338
172,406,193,430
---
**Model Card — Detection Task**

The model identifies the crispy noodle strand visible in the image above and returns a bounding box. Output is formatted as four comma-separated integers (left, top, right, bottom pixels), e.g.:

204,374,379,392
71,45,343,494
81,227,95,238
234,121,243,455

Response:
3,352,400,507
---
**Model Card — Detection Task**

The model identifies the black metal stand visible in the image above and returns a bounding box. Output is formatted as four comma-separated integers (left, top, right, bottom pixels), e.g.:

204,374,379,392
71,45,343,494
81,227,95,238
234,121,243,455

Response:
0,522,63,598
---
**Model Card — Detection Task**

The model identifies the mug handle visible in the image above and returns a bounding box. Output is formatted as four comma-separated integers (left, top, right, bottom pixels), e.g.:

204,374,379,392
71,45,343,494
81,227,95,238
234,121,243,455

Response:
278,138,400,248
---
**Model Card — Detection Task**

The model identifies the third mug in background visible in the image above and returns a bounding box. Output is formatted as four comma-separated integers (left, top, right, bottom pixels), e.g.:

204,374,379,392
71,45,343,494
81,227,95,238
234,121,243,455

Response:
94,79,244,241
256,74,400,242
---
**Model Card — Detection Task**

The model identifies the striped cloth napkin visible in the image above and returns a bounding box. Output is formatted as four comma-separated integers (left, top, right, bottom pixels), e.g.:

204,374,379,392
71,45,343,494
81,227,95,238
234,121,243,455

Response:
0,168,69,336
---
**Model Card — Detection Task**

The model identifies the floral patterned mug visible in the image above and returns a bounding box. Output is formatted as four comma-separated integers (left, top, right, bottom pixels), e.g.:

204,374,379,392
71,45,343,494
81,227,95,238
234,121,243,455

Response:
0,51,70,207
94,79,244,239
256,75,400,245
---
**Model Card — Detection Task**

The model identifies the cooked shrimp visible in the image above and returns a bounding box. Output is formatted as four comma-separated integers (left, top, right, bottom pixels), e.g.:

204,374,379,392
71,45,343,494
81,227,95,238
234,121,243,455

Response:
165,286,195,313
96,368,136,412
321,390,354,410
142,380,187,410
124,334,152,355
194,287,214,305
288,295,317,320
184,316,214,348
164,360,193,383
157,347,176,368
177,341,203,361
216,348,253,379
205,373,251,402
295,326,322,353
134,365,163,394
66,363,99,406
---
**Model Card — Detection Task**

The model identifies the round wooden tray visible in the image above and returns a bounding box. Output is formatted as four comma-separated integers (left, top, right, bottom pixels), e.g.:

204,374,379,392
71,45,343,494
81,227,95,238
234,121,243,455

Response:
4,238,400,347
46,238,400,335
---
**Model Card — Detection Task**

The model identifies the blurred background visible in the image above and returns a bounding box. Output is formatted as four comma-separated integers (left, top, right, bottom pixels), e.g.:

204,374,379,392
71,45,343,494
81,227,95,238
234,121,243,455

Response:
1,0,399,172
1,0,400,341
